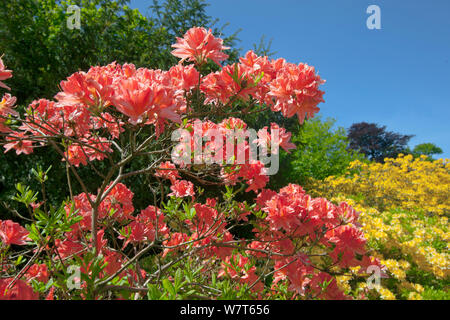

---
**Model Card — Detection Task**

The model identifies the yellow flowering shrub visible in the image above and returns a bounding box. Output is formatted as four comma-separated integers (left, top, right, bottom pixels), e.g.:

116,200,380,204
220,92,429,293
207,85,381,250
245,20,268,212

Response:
316,154,450,215
317,196,449,300
308,154,449,299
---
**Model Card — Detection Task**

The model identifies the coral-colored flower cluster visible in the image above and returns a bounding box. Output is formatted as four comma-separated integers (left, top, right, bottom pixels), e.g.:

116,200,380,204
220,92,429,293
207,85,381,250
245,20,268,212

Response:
0,278,39,300
0,219,38,300
0,57,17,133
200,50,325,124
171,27,230,66
2,61,200,160
169,117,296,192
0,219,30,245
63,183,135,235
252,184,385,298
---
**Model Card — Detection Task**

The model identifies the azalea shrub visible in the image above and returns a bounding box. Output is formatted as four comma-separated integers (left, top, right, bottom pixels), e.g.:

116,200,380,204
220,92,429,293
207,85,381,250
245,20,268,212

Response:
315,155,450,216
309,155,449,299
0,27,384,300
308,197,449,300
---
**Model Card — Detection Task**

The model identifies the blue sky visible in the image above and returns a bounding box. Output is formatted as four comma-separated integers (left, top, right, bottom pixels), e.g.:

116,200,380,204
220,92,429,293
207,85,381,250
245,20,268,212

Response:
131,0,450,158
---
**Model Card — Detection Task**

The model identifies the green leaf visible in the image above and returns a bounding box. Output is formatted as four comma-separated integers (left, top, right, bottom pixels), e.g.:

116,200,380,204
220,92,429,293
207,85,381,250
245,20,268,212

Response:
162,279,176,298
174,268,183,290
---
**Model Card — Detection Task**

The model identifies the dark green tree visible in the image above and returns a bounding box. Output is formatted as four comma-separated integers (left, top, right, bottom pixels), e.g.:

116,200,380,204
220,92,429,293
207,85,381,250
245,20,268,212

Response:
347,122,414,163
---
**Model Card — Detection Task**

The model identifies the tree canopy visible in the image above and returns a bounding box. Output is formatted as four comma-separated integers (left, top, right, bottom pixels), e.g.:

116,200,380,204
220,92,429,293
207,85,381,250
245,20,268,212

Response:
347,122,414,162
412,143,443,159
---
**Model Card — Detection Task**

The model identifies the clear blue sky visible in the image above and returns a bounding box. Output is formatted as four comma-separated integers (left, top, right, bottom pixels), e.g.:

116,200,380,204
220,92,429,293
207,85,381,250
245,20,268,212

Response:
131,0,450,158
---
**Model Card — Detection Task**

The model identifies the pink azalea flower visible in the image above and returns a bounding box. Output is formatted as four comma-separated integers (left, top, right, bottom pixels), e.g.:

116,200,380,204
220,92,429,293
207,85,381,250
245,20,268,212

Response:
0,220,31,245
168,180,195,198
0,57,13,90
171,27,229,66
